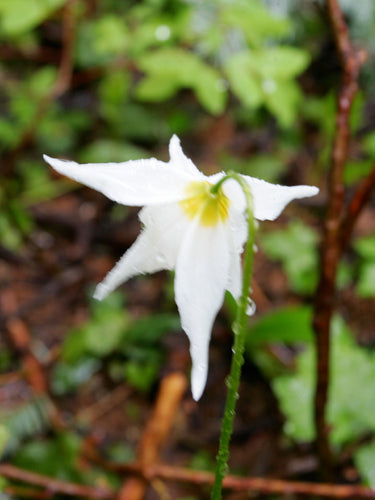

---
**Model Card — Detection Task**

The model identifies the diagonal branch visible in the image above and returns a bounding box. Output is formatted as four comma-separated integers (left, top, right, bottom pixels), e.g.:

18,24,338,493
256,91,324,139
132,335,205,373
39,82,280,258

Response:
340,163,375,248
0,464,114,499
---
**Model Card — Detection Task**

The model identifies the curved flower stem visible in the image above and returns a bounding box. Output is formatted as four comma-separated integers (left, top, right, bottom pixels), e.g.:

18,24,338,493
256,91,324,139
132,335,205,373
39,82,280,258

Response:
211,172,256,500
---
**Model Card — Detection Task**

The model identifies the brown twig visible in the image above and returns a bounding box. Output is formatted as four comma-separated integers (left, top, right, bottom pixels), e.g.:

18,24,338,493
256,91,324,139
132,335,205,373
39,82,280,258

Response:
312,0,365,479
340,163,375,248
102,462,375,499
0,464,114,499
117,372,187,500
1,289,65,429
52,0,77,98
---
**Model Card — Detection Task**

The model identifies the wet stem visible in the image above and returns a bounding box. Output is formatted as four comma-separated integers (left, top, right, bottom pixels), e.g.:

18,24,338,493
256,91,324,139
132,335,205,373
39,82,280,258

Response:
211,173,256,500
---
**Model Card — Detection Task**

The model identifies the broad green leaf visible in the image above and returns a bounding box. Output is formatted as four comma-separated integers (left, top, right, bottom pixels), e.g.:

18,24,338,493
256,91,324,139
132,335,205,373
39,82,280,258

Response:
355,440,375,488
51,358,101,395
344,159,374,185
221,1,290,47
136,48,226,114
261,221,319,294
264,80,302,127
0,425,10,456
253,47,310,80
354,235,375,261
62,294,129,362
356,262,375,298
362,131,375,156
273,317,375,445
247,306,313,345
0,0,65,35
93,16,128,56
224,53,263,108
80,140,147,164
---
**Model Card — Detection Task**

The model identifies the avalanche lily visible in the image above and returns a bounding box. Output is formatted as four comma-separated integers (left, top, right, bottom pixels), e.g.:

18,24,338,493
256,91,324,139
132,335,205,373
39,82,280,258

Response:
44,136,318,401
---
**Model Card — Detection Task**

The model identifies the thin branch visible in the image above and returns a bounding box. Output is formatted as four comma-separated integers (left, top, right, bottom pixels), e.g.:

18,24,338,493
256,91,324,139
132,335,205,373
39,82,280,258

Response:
312,0,364,478
340,162,375,248
0,465,114,499
52,0,77,98
106,462,375,499
117,372,187,500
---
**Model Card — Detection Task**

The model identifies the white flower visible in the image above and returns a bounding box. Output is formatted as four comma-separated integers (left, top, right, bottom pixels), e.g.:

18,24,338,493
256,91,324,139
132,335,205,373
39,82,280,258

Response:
44,135,318,401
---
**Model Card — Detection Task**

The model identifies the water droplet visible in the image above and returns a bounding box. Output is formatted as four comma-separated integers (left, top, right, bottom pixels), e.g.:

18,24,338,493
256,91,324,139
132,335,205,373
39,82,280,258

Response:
253,244,258,252
215,78,228,92
155,24,171,41
246,297,256,316
262,78,277,94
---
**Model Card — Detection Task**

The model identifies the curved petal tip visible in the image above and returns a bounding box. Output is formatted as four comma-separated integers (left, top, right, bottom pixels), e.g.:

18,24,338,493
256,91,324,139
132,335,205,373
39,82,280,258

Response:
191,362,208,401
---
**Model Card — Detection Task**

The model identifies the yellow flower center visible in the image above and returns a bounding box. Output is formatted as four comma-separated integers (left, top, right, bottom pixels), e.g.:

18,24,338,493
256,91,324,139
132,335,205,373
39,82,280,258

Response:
180,181,230,226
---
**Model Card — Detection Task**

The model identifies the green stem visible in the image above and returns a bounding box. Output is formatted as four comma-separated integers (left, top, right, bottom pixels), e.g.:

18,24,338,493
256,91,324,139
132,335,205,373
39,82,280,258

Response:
211,172,256,500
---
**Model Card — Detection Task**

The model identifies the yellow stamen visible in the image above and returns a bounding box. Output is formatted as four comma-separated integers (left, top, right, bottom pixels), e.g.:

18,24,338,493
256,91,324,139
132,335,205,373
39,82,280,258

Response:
180,181,230,226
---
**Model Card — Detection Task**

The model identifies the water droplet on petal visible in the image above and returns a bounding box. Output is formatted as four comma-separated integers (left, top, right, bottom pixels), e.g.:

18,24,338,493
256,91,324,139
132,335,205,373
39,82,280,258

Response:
246,297,256,316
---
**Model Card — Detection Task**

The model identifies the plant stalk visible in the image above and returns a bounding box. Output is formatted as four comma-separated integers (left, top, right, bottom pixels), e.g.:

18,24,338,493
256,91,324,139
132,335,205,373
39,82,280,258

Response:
211,172,256,500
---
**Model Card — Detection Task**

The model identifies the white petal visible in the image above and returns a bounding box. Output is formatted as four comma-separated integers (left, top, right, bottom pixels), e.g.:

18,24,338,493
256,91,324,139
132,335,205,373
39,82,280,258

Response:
169,135,204,178
139,204,190,268
242,175,319,221
43,155,191,206
226,208,247,300
175,219,231,400
94,203,189,300
94,229,165,300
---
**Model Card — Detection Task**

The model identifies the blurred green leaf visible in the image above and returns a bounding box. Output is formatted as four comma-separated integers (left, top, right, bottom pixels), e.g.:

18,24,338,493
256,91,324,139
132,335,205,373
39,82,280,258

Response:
224,47,309,125
13,433,82,481
0,0,65,35
247,306,313,345
261,221,319,294
273,316,375,445
0,425,10,456
0,396,52,454
62,293,129,362
355,440,375,488
76,16,128,67
356,262,375,298
79,140,147,163
354,235,375,260
362,131,375,156
136,48,227,114
51,358,101,395
221,0,290,47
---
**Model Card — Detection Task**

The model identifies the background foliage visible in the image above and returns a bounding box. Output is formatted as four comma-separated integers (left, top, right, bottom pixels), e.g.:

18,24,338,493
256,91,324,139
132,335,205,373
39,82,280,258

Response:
1,0,375,497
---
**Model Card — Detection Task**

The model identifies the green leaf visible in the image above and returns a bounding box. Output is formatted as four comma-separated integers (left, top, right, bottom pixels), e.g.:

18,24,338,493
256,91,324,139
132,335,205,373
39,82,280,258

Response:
224,53,263,108
224,47,309,124
247,306,313,345
123,360,160,393
0,0,65,35
356,262,375,298
123,313,180,345
355,440,375,488
13,433,82,481
62,294,129,362
261,221,319,294
221,1,290,47
0,425,10,456
264,80,302,128
79,140,147,163
354,235,375,261
136,48,227,114
273,316,375,445
51,358,101,395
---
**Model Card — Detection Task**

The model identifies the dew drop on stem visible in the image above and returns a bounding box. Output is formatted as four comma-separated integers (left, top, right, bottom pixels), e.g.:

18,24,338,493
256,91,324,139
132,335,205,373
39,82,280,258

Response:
246,297,256,316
